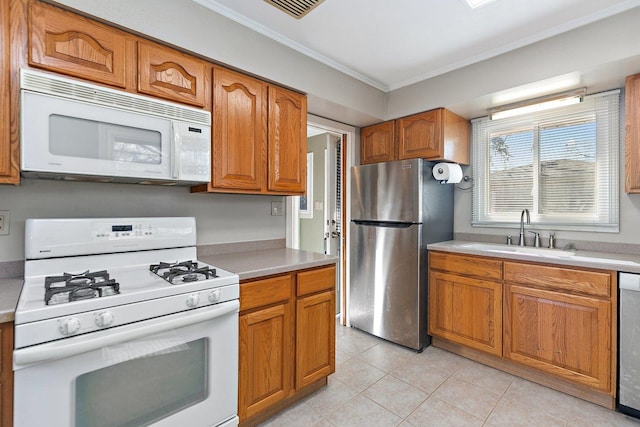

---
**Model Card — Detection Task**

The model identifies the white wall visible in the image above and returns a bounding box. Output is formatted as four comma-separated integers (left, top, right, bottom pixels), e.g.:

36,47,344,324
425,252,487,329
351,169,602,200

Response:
386,6,640,121
299,134,327,254
0,179,284,261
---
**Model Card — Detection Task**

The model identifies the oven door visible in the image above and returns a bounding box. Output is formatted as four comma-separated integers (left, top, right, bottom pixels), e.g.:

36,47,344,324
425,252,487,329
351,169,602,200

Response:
14,300,239,427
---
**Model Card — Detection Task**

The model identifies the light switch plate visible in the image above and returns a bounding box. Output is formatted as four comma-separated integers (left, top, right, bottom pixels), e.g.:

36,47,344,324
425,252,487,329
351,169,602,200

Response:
0,210,9,235
271,201,284,216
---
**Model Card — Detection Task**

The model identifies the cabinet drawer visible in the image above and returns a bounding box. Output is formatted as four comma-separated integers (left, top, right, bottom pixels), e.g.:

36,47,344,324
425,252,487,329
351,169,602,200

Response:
429,251,502,281
297,266,336,297
504,262,612,297
240,274,293,312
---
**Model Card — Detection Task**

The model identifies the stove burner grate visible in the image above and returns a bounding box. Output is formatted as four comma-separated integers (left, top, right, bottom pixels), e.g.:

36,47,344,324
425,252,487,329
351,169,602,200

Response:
149,260,218,285
44,270,120,305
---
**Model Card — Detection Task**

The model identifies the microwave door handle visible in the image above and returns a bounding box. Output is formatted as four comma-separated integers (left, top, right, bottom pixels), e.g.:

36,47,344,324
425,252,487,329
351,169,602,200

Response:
171,121,179,179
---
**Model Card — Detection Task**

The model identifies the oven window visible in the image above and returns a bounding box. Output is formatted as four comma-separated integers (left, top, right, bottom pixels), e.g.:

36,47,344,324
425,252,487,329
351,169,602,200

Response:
74,338,208,427
49,115,162,164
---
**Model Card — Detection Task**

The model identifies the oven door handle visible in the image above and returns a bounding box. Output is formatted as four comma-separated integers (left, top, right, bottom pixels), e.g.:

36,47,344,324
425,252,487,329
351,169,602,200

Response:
14,300,239,369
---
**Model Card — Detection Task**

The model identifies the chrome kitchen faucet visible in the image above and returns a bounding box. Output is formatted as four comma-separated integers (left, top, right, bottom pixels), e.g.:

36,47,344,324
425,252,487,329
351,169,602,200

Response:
519,209,530,246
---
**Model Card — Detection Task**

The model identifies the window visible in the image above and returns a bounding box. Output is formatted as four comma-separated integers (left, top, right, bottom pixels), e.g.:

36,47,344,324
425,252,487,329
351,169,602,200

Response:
472,91,619,232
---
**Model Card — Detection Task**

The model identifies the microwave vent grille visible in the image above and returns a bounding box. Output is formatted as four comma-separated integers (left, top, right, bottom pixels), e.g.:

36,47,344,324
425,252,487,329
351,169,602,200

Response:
20,69,211,126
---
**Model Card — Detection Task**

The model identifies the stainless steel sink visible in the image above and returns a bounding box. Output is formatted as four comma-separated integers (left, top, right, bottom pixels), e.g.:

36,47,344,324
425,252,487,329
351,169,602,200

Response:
459,242,576,258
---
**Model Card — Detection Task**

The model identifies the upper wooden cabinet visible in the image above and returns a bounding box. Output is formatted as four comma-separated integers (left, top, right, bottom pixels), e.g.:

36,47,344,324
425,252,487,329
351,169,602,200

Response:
137,40,208,107
360,120,395,165
199,67,306,195
210,67,267,192
268,85,307,193
0,0,18,184
28,1,133,88
361,108,470,165
625,73,640,193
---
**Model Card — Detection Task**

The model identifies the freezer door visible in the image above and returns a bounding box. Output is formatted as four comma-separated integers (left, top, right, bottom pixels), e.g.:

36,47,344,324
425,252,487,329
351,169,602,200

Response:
349,221,426,350
351,159,422,222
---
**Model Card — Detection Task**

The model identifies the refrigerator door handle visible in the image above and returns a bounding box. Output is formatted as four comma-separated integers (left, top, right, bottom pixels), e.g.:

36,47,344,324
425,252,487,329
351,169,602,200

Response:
351,220,415,228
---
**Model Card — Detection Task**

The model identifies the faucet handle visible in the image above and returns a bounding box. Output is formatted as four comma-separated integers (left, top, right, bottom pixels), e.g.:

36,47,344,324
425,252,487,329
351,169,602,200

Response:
528,231,541,247
548,233,556,249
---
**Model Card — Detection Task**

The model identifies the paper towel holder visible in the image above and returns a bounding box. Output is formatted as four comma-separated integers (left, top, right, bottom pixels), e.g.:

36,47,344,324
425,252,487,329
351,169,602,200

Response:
433,162,464,184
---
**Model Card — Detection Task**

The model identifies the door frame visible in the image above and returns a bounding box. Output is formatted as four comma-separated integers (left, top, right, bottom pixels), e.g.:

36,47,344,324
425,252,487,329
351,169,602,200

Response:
286,114,356,325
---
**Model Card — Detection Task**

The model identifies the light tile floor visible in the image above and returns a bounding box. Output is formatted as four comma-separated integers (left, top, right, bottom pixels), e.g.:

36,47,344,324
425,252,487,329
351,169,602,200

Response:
260,323,640,427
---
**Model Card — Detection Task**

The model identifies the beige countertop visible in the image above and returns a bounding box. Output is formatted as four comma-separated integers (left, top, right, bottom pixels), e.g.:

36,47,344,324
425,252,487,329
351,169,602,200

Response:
0,278,23,324
200,248,338,281
428,240,640,274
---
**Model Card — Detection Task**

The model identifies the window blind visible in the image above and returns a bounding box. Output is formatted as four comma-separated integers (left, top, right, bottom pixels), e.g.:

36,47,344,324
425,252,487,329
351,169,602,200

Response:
472,90,619,232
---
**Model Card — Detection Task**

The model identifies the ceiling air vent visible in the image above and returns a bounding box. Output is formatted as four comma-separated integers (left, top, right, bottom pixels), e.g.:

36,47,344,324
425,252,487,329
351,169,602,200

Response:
264,0,325,19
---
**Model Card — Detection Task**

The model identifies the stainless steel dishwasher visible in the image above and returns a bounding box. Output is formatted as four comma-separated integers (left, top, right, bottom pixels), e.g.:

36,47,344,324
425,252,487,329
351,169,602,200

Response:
619,272,640,418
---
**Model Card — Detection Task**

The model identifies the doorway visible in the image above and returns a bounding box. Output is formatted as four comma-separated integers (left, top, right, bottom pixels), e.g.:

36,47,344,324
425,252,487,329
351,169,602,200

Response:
286,115,356,325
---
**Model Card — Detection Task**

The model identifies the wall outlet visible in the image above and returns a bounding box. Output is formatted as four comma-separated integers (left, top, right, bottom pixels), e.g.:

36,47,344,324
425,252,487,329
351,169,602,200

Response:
271,201,284,216
0,210,9,235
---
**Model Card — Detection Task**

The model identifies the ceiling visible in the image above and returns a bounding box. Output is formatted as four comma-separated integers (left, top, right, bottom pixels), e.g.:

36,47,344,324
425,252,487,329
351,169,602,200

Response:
193,0,640,92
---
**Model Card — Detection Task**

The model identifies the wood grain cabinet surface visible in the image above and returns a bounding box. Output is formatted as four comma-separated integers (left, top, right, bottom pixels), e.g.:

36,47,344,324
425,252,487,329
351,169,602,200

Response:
0,0,18,184
238,274,294,421
428,252,503,356
0,322,13,427
360,120,395,165
28,1,132,88
360,108,470,165
267,85,307,194
137,40,208,107
238,266,335,426
428,250,617,407
200,67,307,196
210,67,267,192
503,261,615,393
295,266,336,390
625,73,640,193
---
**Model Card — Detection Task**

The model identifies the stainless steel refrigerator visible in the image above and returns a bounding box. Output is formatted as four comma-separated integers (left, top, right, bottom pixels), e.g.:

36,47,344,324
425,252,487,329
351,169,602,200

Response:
349,159,453,351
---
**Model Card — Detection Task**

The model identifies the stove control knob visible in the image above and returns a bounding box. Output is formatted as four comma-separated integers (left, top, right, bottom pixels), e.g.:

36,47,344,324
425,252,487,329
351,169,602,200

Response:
59,317,81,336
95,311,115,328
186,293,200,308
208,289,221,303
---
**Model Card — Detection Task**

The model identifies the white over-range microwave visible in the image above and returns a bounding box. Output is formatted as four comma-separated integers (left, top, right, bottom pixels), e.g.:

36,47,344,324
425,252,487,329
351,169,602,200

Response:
20,69,211,184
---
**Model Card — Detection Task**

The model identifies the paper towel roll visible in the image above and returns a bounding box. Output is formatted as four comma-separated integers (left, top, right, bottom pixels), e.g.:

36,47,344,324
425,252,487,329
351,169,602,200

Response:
433,162,463,184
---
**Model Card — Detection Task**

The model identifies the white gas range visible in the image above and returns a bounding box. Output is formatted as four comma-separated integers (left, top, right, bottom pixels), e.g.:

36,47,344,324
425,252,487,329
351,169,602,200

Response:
13,217,240,427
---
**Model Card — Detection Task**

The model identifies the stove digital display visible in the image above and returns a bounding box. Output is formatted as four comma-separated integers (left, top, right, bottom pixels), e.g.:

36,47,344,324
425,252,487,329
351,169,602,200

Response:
112,225,133,232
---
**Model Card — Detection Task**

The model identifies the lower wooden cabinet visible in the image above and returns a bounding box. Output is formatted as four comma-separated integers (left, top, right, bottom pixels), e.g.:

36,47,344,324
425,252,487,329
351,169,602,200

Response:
429,271,502,356
428,250,617,407
428,252,503,356
238,265,335,426
503,261,614,392
239,301,293,420
0,322,13,427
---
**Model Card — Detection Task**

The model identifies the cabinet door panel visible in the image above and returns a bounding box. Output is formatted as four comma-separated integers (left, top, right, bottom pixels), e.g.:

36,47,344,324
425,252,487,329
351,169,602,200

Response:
268,85,306,194
212,67,267,191
504,284,611,391
397,110,442,160
625,73,640,193
428,271,502,355
137,41,207,107
28,2,128,88
0,0,16,182
360,121,395,164
296,291,335,389
239,303,293,420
